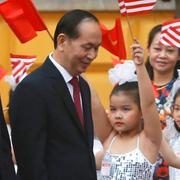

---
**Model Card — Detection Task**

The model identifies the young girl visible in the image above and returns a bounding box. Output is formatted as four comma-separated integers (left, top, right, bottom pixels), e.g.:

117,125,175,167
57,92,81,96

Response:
95,42,162,179
160,71,180,180
146,24,180,179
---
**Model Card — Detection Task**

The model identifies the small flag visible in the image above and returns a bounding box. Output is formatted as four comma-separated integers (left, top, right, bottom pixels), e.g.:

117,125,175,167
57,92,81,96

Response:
160,18,180,48
100,18,127,60
0,0,47,43
118,0,157,16
0,66,8,79
10,54,36,84
15,0,47,31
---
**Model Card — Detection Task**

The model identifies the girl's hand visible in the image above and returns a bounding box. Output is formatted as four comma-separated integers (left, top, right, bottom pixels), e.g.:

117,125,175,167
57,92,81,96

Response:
131,39,144,65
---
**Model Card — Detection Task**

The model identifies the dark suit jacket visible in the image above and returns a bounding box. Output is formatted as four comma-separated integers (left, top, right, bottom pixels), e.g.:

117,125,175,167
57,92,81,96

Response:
10,57,97,180
0,99,16,180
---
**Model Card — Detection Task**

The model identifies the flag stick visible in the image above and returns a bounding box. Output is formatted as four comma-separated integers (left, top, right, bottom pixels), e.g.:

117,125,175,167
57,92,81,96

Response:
46,29,54,41
125,15,134,42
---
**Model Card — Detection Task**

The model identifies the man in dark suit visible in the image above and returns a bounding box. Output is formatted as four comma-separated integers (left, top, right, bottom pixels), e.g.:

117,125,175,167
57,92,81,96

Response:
10,9,111,180
0,98,16,180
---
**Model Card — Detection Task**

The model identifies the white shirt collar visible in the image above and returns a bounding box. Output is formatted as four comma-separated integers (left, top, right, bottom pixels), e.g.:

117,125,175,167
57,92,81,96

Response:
49,52,72,83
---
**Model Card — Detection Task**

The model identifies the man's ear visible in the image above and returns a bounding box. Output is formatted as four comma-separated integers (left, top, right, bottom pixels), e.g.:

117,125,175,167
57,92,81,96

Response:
56,33,67,51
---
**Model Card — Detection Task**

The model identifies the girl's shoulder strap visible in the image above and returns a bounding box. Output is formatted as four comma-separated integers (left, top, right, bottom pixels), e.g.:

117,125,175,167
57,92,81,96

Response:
107,135,117,153
136,135,140,149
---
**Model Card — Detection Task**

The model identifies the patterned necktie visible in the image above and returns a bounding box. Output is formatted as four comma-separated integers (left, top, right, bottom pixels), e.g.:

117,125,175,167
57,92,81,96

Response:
69,77,84,127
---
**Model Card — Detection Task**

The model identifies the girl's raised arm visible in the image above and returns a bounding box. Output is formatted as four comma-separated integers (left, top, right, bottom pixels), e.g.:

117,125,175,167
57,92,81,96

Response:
131,41,162,147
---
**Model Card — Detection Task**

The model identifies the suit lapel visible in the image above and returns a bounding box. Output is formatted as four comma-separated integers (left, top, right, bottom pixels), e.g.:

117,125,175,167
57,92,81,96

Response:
42,58,85,134
79,77,94,147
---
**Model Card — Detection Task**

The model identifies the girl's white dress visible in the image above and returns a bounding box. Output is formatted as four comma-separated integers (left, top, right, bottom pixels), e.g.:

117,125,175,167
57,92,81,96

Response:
163,117,180,180
101,136,156,180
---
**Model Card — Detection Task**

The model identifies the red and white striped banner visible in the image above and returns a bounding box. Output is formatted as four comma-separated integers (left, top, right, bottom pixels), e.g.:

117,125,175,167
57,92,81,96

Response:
160,18,180,48
10,54,36,84
118,0,157,16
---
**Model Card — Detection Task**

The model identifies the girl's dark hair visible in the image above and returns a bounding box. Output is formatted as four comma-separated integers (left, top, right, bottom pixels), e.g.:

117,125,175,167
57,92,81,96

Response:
110,82,140,109
173,88,180,132
173,88,180,103
145,24,180,80
174,121,180,132
54,9,99,48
